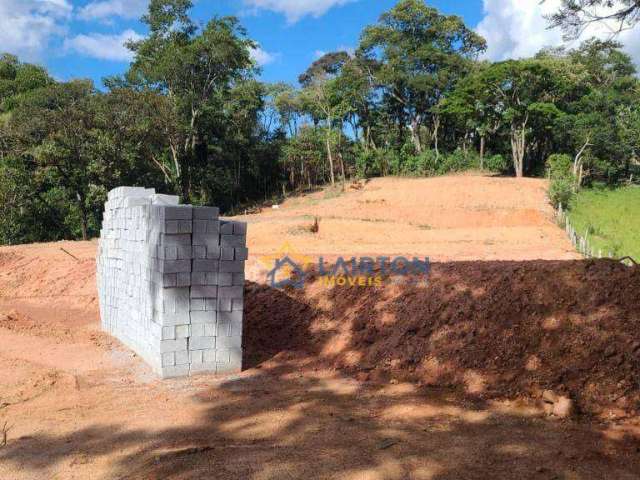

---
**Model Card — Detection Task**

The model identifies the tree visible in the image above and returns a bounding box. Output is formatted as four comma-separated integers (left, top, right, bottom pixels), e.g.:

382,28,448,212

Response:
8,81,100,240
126,0,256,200
547,0,640,39
359,0,486,155
299,52,354,186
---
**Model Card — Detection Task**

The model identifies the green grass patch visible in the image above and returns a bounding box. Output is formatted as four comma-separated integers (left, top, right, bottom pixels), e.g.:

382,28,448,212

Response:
567,186,640,259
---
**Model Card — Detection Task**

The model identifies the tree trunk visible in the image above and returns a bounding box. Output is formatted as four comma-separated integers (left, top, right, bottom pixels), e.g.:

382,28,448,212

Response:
479,135,485,170
76,192,88,241
432,115,440,159
510,117,527,178
326,130,335,186
339,153,346,191
410,116,422,153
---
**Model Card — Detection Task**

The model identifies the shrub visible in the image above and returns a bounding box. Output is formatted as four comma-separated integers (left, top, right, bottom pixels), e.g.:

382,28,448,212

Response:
484,154,508,173
355,149,378,178
547,153,573,178
549,176,575,208
437,148,479,175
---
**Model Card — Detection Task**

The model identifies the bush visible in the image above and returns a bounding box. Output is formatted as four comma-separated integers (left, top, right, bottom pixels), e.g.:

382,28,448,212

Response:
355,149,378,178
484,154,508,173
402,149,438,176
549,176,575,208
437,148,479,175
547,153,573,178
546,154,576,207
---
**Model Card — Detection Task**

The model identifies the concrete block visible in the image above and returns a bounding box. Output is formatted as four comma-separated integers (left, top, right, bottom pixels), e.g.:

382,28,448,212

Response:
161,234,192,246
163,206,193,220
190,362,217,375
219,310,243,324
158,259,191,274
192,233,219,248
190,298,205,311
98,187,246,379
219,261,244,273
160,338,187,353
176,272,191,288
220,222,233,235
206,246,221,260
218,273,233,286
218,286,243,298
193,206,219,220
175,325,190,339
162,352,175,367
190,286,217,299
151,194,179,206
161,365,190,378
190,350,204,364
216,335,242,349
175,350,190,365
193,259,218,272
190,310,216,324
189,336,215,351
221,247,234,261
162,326,176,340
220,235,246,248
234,248,249,261
233,222,247,235
156,310,191,326
190,324,205,338
218,298,232,312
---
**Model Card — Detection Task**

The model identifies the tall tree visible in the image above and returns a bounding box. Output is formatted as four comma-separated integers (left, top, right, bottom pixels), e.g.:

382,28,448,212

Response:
359,0,486,155
126,0,256,200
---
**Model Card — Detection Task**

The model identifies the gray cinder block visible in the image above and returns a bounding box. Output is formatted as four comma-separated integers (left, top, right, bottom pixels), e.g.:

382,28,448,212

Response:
98,187,246,379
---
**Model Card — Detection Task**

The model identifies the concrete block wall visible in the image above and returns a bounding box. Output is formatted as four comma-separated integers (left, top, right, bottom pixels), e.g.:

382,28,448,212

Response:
97,187,247,378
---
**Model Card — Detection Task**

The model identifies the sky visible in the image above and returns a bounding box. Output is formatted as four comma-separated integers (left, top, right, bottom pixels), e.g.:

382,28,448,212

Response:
1,0,639,88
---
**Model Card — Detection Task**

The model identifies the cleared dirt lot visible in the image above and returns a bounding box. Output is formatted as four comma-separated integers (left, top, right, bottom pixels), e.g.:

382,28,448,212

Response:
1,175,639,480
244,174,580,261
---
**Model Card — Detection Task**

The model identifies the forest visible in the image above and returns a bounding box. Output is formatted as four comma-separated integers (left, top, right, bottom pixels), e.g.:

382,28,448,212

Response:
1,0,639,244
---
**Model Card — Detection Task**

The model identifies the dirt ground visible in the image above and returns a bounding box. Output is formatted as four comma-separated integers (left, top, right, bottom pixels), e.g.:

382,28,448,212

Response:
243,174,580,262
1,174,639,480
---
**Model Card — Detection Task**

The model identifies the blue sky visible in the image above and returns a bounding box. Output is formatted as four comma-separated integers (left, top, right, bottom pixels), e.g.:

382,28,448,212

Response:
1,0,639,89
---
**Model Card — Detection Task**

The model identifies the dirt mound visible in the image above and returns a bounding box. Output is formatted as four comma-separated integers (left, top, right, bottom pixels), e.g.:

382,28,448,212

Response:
244,259,640,419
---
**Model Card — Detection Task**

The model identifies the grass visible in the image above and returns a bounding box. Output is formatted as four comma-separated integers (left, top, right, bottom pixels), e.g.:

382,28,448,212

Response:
567,186,640,260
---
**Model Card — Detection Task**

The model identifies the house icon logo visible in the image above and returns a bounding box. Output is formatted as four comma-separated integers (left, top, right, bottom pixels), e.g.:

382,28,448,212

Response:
266,256,306,289
259,242,313,289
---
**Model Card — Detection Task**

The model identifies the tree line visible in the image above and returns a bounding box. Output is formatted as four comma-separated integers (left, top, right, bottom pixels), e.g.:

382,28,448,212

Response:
1,0,639,244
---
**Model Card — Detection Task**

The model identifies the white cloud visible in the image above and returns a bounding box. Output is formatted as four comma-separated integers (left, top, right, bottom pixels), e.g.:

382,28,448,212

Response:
477,0,640,67
0,0,72,60
250,46,279,66
78,0,148,21
243,0,357,23
63,29,143,62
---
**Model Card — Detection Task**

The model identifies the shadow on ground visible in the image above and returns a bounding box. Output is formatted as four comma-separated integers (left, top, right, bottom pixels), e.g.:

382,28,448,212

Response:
2,259,640,479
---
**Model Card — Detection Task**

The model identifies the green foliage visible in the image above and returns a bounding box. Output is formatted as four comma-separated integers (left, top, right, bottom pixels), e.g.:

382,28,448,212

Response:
484,154,508,173
547,153,577,207
547,153,573,178
567,186,640,259
549,176,576,208
436,149,480,175
355,149,382,178
1,0,640,245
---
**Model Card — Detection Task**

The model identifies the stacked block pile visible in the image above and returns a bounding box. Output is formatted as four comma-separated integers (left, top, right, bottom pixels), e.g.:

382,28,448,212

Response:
97,187,248,378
